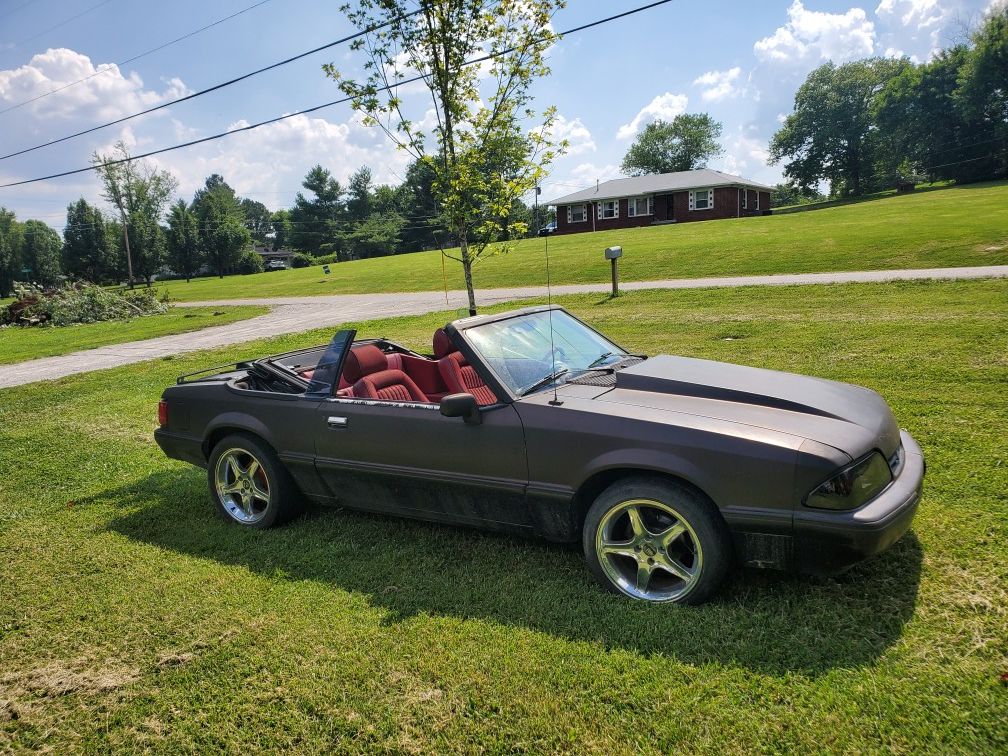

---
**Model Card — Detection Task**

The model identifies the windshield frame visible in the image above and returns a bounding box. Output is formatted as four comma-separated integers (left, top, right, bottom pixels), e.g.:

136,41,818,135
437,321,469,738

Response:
449,306,630,401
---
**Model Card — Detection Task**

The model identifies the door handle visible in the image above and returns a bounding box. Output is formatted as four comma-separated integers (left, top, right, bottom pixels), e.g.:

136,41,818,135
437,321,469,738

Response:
327,416,348,429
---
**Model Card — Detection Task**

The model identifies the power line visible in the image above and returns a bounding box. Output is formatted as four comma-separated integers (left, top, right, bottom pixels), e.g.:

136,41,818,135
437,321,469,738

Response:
0,0,677,189
10,0,116,48
0,0,274,116
0,0,38,22
0,7,423,160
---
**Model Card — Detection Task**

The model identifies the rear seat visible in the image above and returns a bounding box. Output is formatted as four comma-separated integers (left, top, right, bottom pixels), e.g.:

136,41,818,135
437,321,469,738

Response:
341,345,428,402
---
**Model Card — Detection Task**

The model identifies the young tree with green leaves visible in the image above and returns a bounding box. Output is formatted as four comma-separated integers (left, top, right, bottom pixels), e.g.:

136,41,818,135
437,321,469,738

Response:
620,114,723,176
62,198,116,284
329,0,566,314
770,58,907,196
91,141,177,287
167,199,203,282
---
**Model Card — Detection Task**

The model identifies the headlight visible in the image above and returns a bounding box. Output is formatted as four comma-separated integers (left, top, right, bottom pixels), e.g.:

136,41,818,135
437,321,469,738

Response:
805,452,892,510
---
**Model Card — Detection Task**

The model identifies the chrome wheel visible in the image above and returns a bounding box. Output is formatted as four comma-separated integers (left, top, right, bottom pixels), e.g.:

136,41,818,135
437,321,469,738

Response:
214,447,271,525
595,498,703,602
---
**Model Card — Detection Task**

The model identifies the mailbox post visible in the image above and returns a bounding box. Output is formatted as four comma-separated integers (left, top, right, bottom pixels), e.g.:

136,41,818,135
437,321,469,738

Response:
605,246,622,297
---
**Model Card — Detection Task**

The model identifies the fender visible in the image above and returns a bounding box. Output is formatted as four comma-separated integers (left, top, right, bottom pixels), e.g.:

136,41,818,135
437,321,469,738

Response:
203,411,279,455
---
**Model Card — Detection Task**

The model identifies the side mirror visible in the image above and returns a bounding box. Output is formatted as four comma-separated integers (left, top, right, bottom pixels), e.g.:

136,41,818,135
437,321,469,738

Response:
440,393,481,425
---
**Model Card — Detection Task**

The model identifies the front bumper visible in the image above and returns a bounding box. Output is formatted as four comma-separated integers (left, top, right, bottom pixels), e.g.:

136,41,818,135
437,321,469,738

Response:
793,429,925,574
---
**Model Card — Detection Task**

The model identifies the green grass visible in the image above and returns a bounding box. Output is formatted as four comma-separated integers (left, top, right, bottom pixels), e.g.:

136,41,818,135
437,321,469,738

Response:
1,279,1006,752
153,181,1008,303
0,305,268,365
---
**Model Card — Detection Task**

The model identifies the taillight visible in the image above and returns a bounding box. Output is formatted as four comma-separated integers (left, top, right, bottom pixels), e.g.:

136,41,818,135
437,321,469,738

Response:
158,400,168,427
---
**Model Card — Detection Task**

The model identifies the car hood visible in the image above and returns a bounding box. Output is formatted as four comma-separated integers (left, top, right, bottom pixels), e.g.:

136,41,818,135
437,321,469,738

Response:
590,355,902,458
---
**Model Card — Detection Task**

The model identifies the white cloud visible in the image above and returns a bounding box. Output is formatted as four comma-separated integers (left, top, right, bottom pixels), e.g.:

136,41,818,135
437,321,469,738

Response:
567,162,622,186
876,0,943,28
0,47,191,120
616,92,688,140
693,66,743,102
548,114,595,155
754,1,876,64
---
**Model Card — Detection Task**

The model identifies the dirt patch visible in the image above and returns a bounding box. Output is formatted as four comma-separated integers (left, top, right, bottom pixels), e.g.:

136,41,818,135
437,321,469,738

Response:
0,658,139,715
156,651,195,668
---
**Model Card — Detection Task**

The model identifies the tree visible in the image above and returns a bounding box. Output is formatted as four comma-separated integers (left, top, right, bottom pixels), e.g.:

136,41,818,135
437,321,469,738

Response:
346,212,407,258
270,209,293,251
239,198,273,243
346,165,373,223
397,158,448,253
192,176,250,277
770,59,907,196
955,4,1008,180
20,220,62,286
289,165,344,257
91,140,177,286
620,114,723,176
770,182,825,208
167,200,203,282
62,198,116,284
0,208,24,297
330,0,565,314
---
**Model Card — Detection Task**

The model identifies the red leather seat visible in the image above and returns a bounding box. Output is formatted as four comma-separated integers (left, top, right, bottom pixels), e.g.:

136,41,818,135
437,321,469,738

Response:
343,344,429,403
433,328,497,405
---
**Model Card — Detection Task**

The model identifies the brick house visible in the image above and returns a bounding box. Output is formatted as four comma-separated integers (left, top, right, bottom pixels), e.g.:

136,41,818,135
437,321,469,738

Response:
547,169,772,235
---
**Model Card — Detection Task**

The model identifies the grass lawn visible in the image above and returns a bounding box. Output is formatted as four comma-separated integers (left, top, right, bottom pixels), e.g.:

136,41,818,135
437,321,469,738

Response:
154,181,1008,303
0,305,268,365
1,279,1005,752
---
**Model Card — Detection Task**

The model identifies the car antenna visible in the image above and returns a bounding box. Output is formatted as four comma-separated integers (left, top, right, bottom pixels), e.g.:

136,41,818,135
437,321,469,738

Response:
538,185,562,407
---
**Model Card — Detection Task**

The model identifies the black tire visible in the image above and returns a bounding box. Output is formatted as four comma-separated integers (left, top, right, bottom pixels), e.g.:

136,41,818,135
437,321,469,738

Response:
582,476,732,605
207,432,303,528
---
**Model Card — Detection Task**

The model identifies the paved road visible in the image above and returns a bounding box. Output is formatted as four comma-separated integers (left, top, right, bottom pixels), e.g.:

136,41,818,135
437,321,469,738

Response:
2,265,1005,389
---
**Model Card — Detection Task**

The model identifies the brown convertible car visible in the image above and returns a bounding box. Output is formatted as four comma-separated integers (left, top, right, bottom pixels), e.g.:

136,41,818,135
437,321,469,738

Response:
155,305,925,604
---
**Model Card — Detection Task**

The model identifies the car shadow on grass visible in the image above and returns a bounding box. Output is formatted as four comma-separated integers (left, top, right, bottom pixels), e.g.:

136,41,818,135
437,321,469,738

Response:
105,469,922,677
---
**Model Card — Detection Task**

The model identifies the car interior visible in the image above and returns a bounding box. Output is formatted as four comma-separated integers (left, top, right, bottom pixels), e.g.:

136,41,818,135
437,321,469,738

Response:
292,328,498,406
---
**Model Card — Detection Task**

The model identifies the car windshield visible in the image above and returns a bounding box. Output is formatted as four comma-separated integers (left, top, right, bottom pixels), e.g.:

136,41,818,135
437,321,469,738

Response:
465,310,625,396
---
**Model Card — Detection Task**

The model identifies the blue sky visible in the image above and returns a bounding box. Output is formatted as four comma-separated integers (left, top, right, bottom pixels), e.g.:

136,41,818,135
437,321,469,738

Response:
0,0,998,227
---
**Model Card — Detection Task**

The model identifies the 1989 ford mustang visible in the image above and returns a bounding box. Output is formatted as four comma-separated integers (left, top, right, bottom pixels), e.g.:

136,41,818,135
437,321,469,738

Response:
155,305,925,604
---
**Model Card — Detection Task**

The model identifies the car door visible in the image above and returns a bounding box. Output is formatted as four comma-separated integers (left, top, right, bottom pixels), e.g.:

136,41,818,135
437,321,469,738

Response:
311,346,532,533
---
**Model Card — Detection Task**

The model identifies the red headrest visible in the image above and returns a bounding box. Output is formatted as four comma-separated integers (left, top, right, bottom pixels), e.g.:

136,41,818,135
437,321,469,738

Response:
433,328,454,359
343,345,387,383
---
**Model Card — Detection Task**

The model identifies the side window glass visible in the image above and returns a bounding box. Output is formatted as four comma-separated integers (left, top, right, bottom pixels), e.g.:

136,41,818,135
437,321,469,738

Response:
305,329,355,398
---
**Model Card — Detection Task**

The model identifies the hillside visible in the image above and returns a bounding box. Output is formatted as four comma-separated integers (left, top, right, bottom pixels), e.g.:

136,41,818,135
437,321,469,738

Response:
157,181,1008,302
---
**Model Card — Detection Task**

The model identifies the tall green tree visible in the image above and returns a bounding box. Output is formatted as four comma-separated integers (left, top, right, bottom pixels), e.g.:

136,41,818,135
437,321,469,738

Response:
956,4,1008,180
62,198,116,284
330,0,565,314
192,175,250,277
91,140,177,286
770,58,907,196
290,165,345,257
270,209,293,251
0,208,24,297
346,165,373,223
620,114,723,176
20,220,62,286
397,158,448,253
239,198,273,243
167,200,203,282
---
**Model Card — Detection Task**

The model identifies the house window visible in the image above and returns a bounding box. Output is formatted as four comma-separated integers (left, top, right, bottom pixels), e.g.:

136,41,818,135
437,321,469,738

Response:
598,200,619,219
567,204,587,223
741,189,748,210
627,196,653,217
689,189,714,211
755,191,760,210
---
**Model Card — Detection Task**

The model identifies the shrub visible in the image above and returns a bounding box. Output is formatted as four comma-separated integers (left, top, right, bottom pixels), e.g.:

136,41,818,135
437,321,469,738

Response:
1,282,169,327
312,253,341,265
237,250,265,274
290,252,313,269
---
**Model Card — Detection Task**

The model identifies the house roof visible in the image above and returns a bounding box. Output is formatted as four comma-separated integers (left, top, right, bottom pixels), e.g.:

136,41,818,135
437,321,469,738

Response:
546,169,772,205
